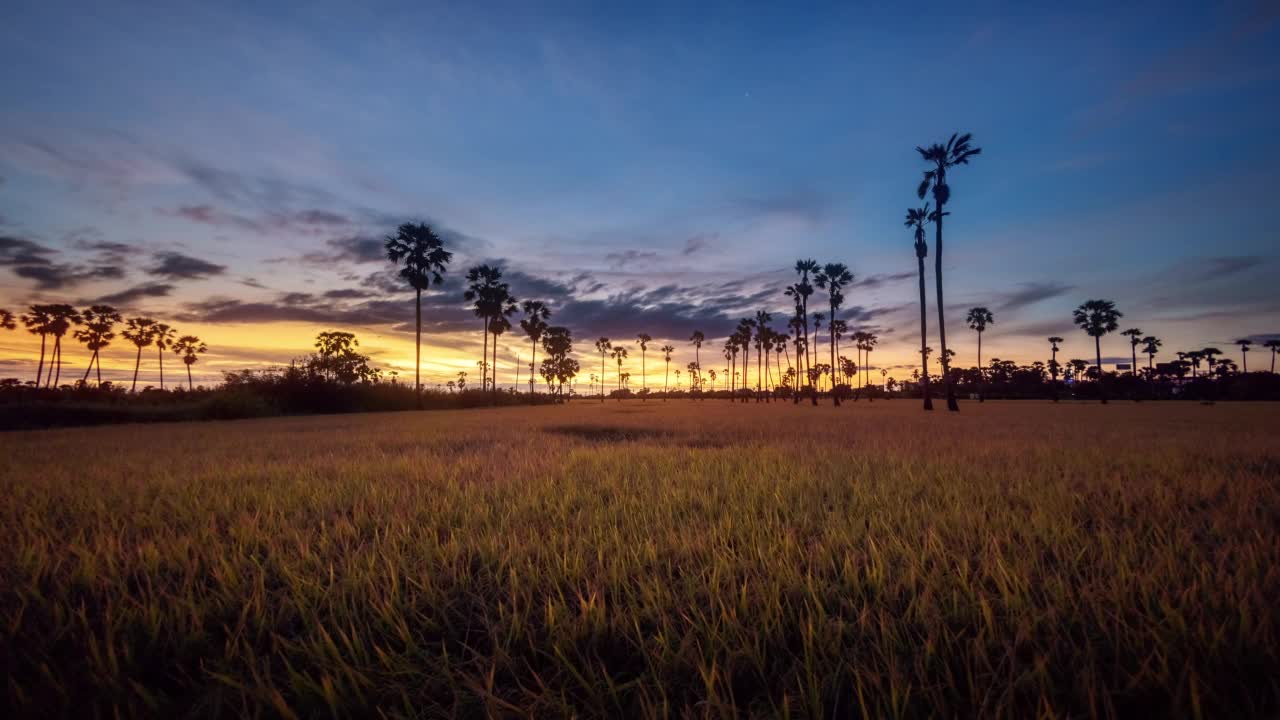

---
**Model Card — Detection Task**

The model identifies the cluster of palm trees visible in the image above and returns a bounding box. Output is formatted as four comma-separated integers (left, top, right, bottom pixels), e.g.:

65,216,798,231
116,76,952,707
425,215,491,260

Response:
0,304,207,390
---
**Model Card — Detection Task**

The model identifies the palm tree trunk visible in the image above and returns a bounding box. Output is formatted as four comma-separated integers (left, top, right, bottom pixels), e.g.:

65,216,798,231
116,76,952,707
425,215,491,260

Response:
600,354,606,403
934,208,958,411
917,256,932,410
1242,350,1247,373
35,334,47,387
1050,347,1058,403
132,346,142,392
158,347,165,390
664,360,669,401
830,304,839,407
96,351,103,385
415,289,422,407
186,363,193,391
1095,335,1106,404
52,339,62,388
83,350,96,383
1131,342,1138,377
641,349,646,401
481,317,489,392
977,331,984,403
530,340,537,394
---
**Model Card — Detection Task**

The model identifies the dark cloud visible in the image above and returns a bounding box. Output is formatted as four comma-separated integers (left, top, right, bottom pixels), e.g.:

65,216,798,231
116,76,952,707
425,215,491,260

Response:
851,271,914,290
164,204,355,235
995,281,1075,312
300,234,385,265
0,236,57,266
174,161,335,209
13,263,125,290
604,249,660,269
91,282,174,306
324,288,377,300
682,233,716,256
147,251,227,280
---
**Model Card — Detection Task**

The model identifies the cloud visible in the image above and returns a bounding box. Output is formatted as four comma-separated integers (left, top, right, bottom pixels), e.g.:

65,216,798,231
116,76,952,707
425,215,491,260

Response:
91,282,175,306
301,234,386,265
851,271,914,290
147,252,227,280
995,282,1075,312
13,263,125,290
163,204,354,235
323,288,377,300
1189,255,1264,282
0,236,57,266
682,233,716,256
173,161,334,209
604,249,660,269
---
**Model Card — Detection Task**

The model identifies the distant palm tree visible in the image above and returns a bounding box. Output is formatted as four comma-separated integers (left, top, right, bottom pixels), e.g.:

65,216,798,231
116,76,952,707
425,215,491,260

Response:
966,307,994,402
595,337,612,402
122,317,157,392
1072,299,1122,403
0,309,13,332
917,132,981,411
722,343,734,400
152,323,176,390
1186,350,1203,378
1235,338,1252,373
1120,328,1144,376
385,222,453,405
20,305,53,386
465,264,517,399
689,331,705,399
660,344,675,400
708,368,717,392
611,345,628,397
520,301,551,394
43,305,81,388
861,332,878,399
790,259,819,404
905,206,933,410
635,333,652,399
172,335,207,390
489,314,512,392
74,305,121,385
1265,339,1280,373
1201,347,1223,376
1047,336,1064,402
814,263,852,405
1142,336,1162,371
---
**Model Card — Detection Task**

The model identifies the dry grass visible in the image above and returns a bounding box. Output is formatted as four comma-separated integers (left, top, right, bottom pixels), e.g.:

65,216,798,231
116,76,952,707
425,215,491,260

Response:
2,400,1278,718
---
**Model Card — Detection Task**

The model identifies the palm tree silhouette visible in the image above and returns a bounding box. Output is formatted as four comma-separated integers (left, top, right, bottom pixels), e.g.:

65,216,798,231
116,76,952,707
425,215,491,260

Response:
610,345,628,397
520,300,551,395
1072,299,1122,403
1142,336,1162,371
171,335,207,390
385,222,453,405
465,265,517,399
122,317,158,392
633,333,652,399
753,313,772,402
1120,328,1144,376
861,332,878,400
152,323,176,390
74,305,121,385
489,314,513,393
594,337,611,402
965,307,994,402
43,305,81,388
905,206,934,410
1047,336,1064,402
708,368,717,392
660,344,675,400
689,331,705,399
789,259,819,404
1232,338,1252,373
1265,339,1280,373
721,342,734,400
1186,350,1203,378
814,263,851,405
917,132,981,411
0,309,13,332
1201,347,1222,376
20,305,53,386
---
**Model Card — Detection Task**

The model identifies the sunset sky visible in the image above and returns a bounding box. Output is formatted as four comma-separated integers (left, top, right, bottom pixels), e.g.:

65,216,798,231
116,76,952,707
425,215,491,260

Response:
2,1,1278,388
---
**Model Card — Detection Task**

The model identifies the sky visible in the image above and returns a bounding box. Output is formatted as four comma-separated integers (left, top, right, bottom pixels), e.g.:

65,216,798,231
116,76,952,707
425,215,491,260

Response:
1,0,1278,388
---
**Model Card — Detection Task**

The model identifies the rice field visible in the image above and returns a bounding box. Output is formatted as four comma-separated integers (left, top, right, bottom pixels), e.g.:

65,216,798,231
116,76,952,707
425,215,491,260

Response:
2,400,1278,718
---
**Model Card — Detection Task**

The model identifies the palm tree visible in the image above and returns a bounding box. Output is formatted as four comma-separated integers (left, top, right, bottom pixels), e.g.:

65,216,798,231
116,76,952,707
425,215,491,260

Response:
790,259,819,404
464,265,516,399
385,222,453,405
1235,338,1253,373
520,301,552,394
689,331,705,399
904,206,933,410
1142,336,1162,371
1186,350,1203,378
20,305,53,386
0,310,13,332
74,305,121,385
721,343,734,400
965,307,994,402
1047,336,1064,402
172,335,207,390
1201,347,1223,376
634,333,652,399
814,263,852,405
1072,299,1122,403
861,332,878,399
44,305,81,388
660,344,675,400
1265,339,1280,373
152,323,176,390
1120,328,1144,375
917,132,982,411
489,314,513,393
610,345,628,397
594,338,611,402
122,317,157,392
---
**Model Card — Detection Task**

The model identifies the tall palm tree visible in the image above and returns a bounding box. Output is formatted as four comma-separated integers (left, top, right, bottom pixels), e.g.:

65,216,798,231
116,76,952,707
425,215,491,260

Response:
689,331,705,399
152,323,176,390
661,344,675,400
722,342,735,400
1201,347,1222,376
464,264,516,398
20,305,53,387
1186,350,1203,378
385,222,453,405
861,332,878,398
635,333,652,399
1265,339,1280,373
595,337,611,402
519,301,552,394
489,314,513,393
172,335,207,390
917,132,982,411
1072,299,1122,404
122,317,157,392
790,259,819,404
1235,338,1252,373
1047,336,1064,402
965,307,994,402
1142,336,1162,371
610,345,628,397
814,263,852,406
74,305,121,385
44,305,81,388
753,313,772,402
1120,328,1144,375
905,206,933,410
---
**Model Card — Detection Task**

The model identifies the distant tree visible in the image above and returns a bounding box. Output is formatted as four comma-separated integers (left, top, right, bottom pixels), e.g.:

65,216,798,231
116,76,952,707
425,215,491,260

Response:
121,317,158,392
489,314,512,392
0,309,13,332
965,307,994,402
310,331,381,383
385,222,453,405
1265,339,1280,373
814,263,851,405
456,371,467,391
1073,299,1122,403
689,330,705,398
610,345,628,397
905,206,933,410
1120,328,1144,376
172,335,207,390
152,323,176,390
520,300,552,394
446,380,456,393
74,305,121,385
20,306,54,386
1201,347,1223,376
708,368,717,392
540,326,574,398
859,332,878,399
635,333,652,399
1047,336,1064,402
1235,338,1253,373
43,305,82,388
656,344,674,400
1142,336,1162,371
594,338,612,402
917,132,981,411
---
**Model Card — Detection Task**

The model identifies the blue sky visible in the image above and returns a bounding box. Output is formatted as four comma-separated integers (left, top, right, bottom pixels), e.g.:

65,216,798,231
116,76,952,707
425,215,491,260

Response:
1,0,1278,383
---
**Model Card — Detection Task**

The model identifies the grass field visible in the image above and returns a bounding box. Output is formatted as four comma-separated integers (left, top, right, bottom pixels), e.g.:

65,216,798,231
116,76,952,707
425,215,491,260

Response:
2,400,1278,717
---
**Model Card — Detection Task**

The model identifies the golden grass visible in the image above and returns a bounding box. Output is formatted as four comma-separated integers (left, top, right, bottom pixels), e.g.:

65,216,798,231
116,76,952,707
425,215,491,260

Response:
2,400,1278,717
